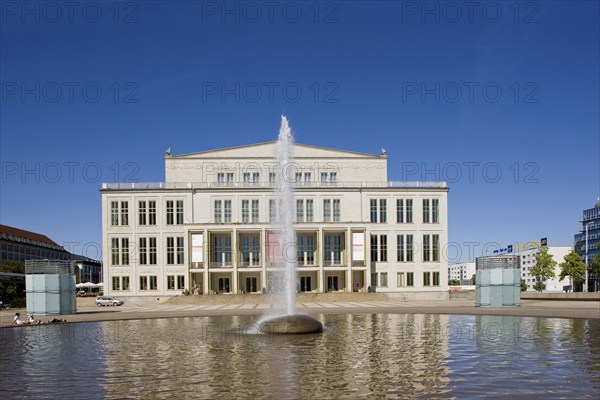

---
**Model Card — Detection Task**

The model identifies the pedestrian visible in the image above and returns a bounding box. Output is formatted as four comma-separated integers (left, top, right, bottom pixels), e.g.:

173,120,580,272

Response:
12,312,23,326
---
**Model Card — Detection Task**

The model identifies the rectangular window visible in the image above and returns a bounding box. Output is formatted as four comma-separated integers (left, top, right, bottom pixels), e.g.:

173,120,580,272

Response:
407,272,414,287
122,276,130,291
296,199,304,222
112,276,120,291
396,199,404,223
242,200,250,223
379,199,387,223
111,238,119,265
380,272,388,287
111,201,119,226
177,237,184,264
148,201,156,225
406,199,413,223
295,172,302,183
333,199,340,222
432,234,440,262
149,237,157,265
167,237,175,265
217,173,224,184
120,201,128,226
397,234,404,262
149,276,157,290
380,235,387,262
214,200,222,223
370,199,377,223
139,201,147,226
304,172,311,183
321,172,328,183
406,235,414,262
330,172,337,183
224,200,232,223
166,200,174,225
139,276,148,291
251,200,259,222
269,172,276,184
243,173,250,183
370,234,378,262
432,199,439,223
323,199,331,222
423,272,431,286
121,238,129,265
423,199,430,223
269,199,277,223
139,237,147,265
433,272,440,286
167,275,175,290
252,172,259,183
423,235,431,262
371,273,377,287
397,272,405,287
324,234,342,265
177,275,185,290
306,199,314,222
176,200,184,224
226,173,234,184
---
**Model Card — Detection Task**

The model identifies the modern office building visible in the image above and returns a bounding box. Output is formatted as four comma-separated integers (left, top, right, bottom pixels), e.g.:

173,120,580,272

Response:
0,224,71,264
448,262,475,285
101,142,449,299
574,200,600,292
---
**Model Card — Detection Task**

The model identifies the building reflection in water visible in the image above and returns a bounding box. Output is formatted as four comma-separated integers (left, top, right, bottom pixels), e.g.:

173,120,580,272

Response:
1,314,598,399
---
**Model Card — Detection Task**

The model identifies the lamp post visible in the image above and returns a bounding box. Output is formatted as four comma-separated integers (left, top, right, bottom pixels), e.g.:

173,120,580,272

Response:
584,222,589,293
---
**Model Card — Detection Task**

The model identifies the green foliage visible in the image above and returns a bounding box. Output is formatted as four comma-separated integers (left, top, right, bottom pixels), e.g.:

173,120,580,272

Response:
530,247,556,287
559,251,586,290
471,274,476,285
520,279,528,292
591,243,600,276
448,279,461,286
533,281,545,292
0,261,26,304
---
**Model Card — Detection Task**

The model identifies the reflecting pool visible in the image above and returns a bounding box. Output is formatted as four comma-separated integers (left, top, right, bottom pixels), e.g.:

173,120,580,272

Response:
1,314,598,399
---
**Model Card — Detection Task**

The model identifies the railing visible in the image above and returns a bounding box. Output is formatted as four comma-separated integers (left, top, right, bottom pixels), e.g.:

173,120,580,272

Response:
102,181,448,190
209,261,233,268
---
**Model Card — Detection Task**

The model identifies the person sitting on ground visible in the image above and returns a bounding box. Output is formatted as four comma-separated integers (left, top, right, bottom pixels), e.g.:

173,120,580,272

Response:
12,312,23,325
43,318,66,324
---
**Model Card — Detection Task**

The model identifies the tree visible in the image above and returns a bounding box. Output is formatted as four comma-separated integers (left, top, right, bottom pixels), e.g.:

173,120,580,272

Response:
0,261,26,306
448,279,461,286
471,274,476,285
590,243,600,277
559,251,586,291
530,247,556,292
520,279,528,292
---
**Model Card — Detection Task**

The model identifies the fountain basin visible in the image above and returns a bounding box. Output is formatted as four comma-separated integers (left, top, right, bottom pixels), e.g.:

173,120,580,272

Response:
259,314,324,334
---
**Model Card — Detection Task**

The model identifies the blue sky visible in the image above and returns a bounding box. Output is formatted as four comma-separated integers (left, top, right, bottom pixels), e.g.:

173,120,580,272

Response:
1,0,599,262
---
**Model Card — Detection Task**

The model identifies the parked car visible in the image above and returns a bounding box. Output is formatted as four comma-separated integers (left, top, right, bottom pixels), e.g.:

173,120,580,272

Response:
95,296,124,307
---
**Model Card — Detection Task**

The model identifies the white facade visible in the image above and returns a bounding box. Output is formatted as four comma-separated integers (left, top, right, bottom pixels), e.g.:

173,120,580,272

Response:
448,262,475,283
518,246,571,292
101,142,449,299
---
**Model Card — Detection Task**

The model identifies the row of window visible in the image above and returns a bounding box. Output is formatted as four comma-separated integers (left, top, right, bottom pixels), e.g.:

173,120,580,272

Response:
111,197,442,227
111,200,183,227
372,271,441,287
370,199,440,224
110,233,441,266
111,236,184,266
216,172,339,185
111,275,186,291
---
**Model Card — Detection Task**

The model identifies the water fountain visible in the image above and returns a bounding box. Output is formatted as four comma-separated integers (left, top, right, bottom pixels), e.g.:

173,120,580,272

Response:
258,115,323,334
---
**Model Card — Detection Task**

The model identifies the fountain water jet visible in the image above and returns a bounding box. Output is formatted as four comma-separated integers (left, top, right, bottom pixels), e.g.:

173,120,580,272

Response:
259,115,323,334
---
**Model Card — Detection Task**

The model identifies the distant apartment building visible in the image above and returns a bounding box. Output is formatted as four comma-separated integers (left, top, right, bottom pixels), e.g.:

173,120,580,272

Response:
574,200,600,292
0,224,102,284
0,224,71,263
448,262,475,285
101,142,449,299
